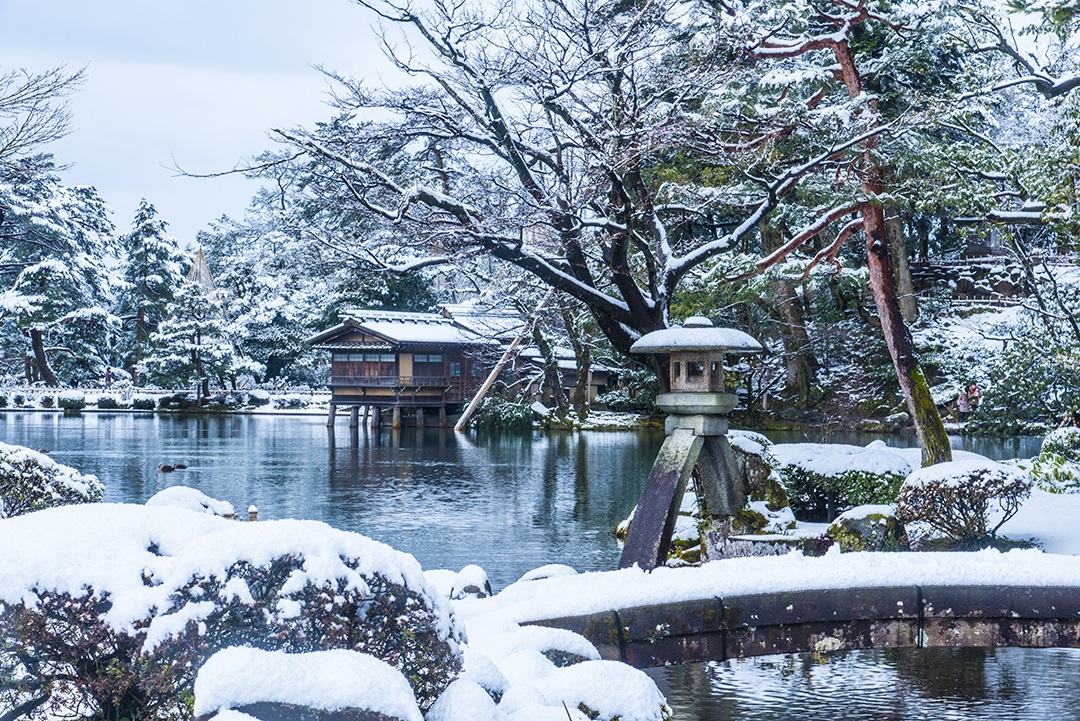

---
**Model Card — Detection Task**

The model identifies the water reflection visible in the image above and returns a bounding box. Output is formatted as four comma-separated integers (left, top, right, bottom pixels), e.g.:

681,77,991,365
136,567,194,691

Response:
649,648,1080,720
0,413,664,588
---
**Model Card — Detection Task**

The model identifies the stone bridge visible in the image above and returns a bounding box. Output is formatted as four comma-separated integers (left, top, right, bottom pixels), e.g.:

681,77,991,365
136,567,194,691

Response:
531,584,1080,667
529,582,1080,669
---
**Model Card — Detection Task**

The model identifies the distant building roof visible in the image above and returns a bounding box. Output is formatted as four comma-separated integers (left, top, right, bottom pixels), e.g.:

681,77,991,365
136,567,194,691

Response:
440,302,527,342
307,310,498,349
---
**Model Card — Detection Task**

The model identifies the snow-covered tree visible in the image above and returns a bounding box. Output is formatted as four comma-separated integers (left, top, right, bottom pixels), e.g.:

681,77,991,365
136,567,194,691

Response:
0,66,83,170
142,276,260,396
0,160,119,385
116,199,186,386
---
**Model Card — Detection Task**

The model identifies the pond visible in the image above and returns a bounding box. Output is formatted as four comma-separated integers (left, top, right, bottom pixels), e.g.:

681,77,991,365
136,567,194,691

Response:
0,411,1064,718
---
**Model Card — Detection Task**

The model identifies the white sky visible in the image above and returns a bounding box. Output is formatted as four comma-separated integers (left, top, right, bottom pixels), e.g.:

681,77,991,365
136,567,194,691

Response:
0,0,397,246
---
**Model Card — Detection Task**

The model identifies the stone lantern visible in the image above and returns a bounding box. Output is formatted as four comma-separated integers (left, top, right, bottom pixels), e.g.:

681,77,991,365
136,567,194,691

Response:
619,316,763,570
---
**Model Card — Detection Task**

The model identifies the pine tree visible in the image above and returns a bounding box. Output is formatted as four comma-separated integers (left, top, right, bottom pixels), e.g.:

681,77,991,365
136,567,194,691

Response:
142,277,256,397
116,199,185,387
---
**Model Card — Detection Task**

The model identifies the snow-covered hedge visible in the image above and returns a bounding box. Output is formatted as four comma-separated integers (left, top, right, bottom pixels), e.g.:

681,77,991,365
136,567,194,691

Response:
96,394,119,409
132,394,157,410
772,442,911,522
0,504,463,720
57,390,86,411
896,459,1032,547
0,441,103,518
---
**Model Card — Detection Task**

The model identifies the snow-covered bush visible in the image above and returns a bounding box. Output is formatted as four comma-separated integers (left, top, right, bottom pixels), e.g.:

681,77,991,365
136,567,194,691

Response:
245,389,270,407
473,396,533,432
0,391,7,408
193,647,423,721
132,394,157,410
158,392,198,410
896,460,1032,547
0,504,464,720
827,505,909,552
57,390,86,411
1011,427,1080,493
146,486,235,517
0,441,103,518
39,393,55,408
1041,427,1080,461
97,394,119,409
12,392,25,406
272,393,308,410
773,442,911,522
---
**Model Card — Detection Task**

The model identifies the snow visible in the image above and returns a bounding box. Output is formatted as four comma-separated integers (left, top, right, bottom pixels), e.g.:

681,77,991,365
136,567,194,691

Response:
425,679,499,721
146,486,235,517
451,564,493,599
193,647,422,721
835,504,895,521
469,549,1080,629
0,503,454,649
771,442,911,478
630,321,762,354
903,457,1024,487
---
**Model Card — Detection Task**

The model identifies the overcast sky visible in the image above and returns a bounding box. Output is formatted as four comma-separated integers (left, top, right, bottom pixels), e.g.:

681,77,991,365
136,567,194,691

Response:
0,0,397,246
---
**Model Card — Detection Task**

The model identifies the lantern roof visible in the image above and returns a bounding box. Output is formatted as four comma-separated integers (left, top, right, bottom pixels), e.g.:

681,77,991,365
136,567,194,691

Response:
630,316,763,354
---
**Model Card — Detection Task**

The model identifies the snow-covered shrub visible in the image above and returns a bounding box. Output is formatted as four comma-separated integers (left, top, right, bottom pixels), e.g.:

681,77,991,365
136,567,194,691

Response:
245,389,270,407
827,505,909,552
1009,428,1080,493
0,441,103,518
39,393,55,408
57,390,86,411
595,368,659,413
0,392,7,408
272,393,308,410
0,504,462,720
146,486,235,517
193,647,423,721
773,442,911,522
132,394,157,410
97,394,119,409
1041,427,1080,461
158,392,198,410
12,391,25,406
896,459,1032,547
473,396,533,432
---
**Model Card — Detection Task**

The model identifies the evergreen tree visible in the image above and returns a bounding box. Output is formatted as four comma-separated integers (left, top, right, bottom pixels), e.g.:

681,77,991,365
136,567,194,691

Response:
0,157,118,385
142,277,261,397
116,199,185,386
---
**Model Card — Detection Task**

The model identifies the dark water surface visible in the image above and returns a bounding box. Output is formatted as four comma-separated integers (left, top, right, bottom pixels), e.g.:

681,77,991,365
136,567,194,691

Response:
0,411,664,588
649,647,1080,721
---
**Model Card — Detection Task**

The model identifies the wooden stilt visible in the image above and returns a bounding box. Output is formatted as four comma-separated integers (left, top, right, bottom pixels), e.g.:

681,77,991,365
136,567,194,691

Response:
326,404,337,427
372,407,382,429
417,408,425,428
349,406,359,428
392,406,402,429
439,406,448,427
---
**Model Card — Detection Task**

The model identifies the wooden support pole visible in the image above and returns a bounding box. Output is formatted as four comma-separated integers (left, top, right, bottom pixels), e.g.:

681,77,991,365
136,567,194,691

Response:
392,406,402,429
439,406,448,427
455,288,557,431
417,408,425,428
619,430,704,571
326,404,337,427
372,407,382,429
349,406,359,428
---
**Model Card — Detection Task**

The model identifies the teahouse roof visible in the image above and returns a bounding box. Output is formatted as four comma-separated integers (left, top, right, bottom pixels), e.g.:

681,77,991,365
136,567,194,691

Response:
630,316,762,354
306,310,497,349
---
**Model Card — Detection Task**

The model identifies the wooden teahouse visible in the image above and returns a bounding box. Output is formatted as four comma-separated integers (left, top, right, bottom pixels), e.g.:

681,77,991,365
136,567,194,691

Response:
308,310,497,428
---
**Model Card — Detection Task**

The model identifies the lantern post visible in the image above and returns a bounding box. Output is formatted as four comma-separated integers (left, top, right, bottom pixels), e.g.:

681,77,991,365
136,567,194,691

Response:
619,317,763,570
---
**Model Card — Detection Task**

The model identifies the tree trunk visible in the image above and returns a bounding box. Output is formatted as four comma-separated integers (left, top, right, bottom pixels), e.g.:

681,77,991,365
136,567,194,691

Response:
561,305,592,419
761,222,818,407
533,325,569,418
29,328,59,387
863,204,952,466
885,205,918,323
133,306,145,387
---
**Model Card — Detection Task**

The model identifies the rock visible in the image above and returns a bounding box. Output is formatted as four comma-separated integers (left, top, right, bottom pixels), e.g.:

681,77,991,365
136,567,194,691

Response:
827,505,909,552
450,564,492,599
